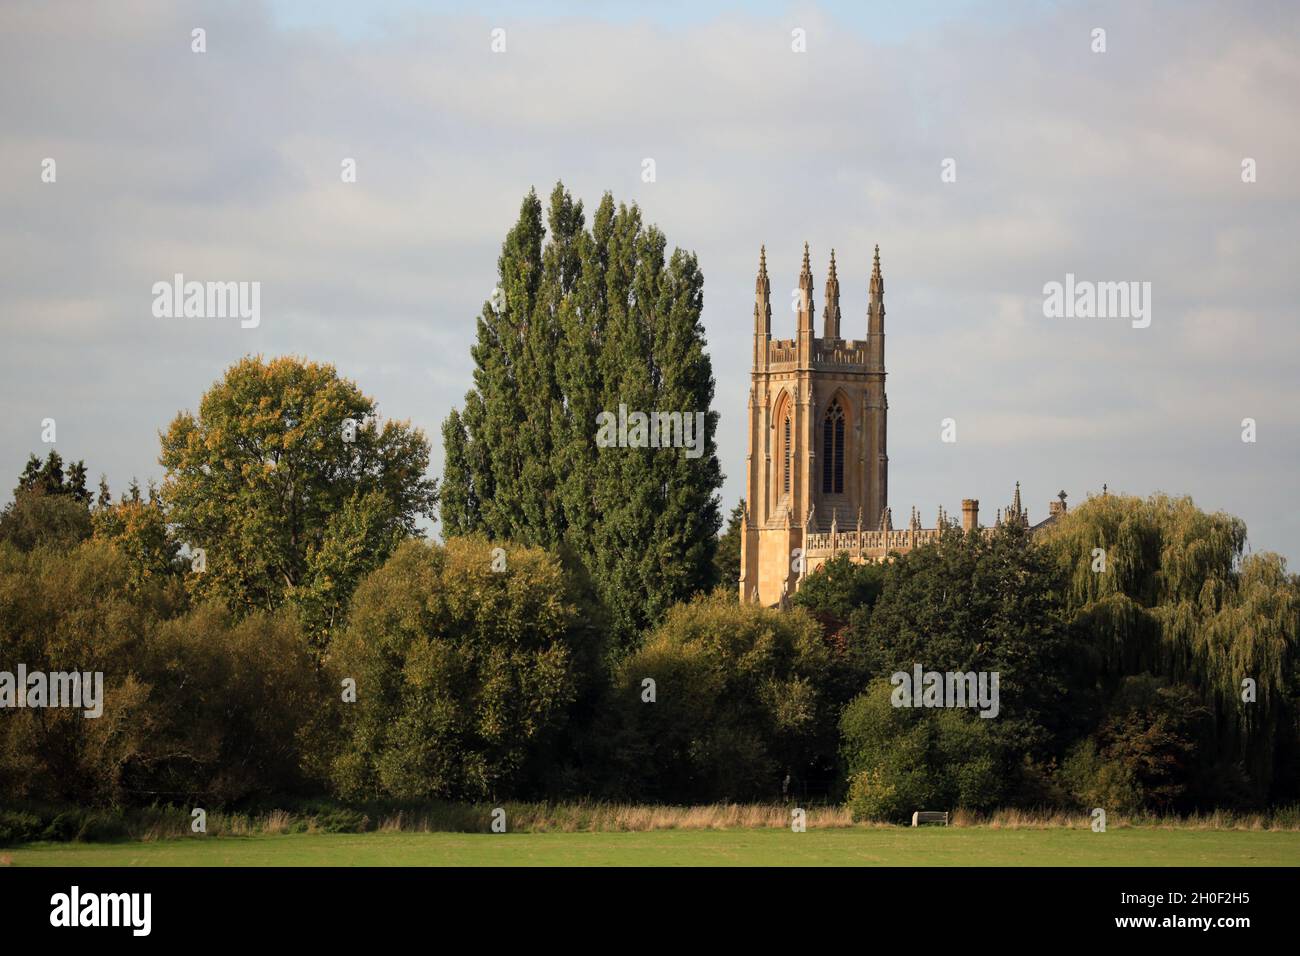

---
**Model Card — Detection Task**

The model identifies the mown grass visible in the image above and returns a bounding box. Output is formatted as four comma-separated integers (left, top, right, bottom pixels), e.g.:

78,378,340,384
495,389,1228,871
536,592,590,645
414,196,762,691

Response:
5,826,1299,867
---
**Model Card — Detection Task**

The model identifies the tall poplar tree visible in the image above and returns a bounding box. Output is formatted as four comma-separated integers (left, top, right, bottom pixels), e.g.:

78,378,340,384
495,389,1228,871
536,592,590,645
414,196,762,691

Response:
442,184,722,647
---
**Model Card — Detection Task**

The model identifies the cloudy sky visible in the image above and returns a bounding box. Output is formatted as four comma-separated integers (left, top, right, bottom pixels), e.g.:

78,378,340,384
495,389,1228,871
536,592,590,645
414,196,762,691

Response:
2,0,1297,561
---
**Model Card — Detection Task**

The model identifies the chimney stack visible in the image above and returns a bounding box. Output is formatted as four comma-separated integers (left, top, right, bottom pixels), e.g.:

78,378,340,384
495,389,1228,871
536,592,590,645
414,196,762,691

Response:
961,498,979,532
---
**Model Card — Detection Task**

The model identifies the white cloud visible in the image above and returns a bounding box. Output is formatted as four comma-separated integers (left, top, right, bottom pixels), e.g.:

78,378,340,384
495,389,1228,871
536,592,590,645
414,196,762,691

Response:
0,0,1296,560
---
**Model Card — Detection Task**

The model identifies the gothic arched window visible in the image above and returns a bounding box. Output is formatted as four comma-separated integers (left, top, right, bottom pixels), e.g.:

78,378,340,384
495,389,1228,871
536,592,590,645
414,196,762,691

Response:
782,412,792,495
822,400,845,494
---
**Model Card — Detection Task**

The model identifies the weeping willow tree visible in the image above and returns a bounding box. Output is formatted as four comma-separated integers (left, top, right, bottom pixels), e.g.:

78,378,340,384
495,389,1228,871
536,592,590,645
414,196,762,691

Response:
1041,493,1298,799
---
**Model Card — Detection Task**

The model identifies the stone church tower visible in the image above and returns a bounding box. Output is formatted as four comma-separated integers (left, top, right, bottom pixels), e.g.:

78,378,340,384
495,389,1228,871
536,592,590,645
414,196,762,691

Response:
739,243,888,605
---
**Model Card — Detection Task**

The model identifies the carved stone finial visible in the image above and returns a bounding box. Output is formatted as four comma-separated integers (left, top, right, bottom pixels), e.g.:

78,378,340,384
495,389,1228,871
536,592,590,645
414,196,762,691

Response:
822,247,842,337
755,246,772,332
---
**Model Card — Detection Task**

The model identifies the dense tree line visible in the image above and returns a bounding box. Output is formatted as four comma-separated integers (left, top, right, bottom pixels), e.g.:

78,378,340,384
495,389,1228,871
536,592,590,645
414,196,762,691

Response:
3,425,1298,816
834,501,1300,819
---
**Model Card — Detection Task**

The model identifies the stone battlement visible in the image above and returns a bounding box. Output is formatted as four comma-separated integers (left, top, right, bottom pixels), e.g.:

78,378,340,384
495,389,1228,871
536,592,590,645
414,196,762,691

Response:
803,526,946,559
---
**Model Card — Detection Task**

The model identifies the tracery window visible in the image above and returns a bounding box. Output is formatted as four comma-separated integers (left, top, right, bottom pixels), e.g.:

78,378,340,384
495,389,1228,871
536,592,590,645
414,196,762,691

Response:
782,412,792,494
822,400,844,494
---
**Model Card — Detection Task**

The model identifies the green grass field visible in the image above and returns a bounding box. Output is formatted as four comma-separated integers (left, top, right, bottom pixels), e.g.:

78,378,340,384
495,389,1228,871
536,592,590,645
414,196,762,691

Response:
6,827,1299,867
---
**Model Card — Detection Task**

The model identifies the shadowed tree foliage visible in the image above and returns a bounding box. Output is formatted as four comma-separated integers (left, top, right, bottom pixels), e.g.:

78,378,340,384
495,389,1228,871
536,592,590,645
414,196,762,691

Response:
328,537,605,801
0,541,173,805
793,552,887,642
439,408,477,537
15,451,90,504
0,489,92,552
712,499,745,598
288,490,406,654
846,522,1079,761
1,452,96,551
595,593,836,802
841,679,1015,822
441,183,723,648
1058,676,1213,814
0,538,323,806
1040,493,1299,801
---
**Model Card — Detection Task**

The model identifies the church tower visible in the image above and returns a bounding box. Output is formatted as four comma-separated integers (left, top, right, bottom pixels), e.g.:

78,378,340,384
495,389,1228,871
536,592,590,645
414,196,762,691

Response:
739,244,889,605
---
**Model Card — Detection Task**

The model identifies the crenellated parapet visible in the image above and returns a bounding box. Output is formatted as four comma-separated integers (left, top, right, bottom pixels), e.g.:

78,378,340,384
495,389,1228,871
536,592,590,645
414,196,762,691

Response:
799,483,1066,571
804,525,948,558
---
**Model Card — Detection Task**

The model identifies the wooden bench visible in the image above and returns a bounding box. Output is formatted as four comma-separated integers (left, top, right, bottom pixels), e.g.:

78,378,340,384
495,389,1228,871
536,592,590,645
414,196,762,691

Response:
911,811,949,827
